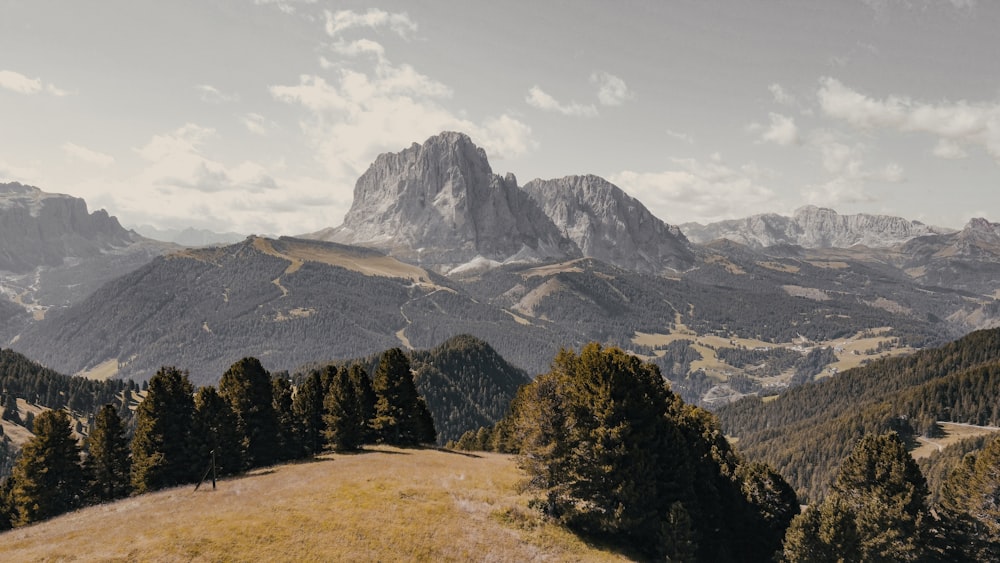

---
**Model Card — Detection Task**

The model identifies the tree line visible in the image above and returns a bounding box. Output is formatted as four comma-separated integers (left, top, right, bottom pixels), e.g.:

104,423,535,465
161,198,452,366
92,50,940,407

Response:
0,348,435,529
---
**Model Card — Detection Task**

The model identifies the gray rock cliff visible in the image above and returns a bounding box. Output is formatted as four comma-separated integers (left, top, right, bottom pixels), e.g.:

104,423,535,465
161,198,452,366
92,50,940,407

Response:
523,175,694,273
312,132,578,269
0,182,138,273
681,205,949,249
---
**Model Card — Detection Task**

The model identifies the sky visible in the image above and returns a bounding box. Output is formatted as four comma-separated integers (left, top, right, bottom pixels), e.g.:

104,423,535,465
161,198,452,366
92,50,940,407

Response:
1,0,999,236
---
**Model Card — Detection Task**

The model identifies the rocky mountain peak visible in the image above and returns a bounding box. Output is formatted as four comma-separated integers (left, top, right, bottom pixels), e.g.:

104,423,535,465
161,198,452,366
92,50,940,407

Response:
0,181,136,273
312,132,577,269
683,206,947,249
523,174,693,273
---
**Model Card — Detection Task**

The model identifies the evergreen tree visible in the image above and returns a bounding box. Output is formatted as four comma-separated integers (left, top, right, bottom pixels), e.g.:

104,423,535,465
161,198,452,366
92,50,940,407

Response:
2,393,21,424
219,357,281,469
292,370,326,456
192,386,242,477
347,364,377,442
85,404,131,502
0,474,16,531
938,434,1000,560
131,366,196,494
371,349,436,446
271,374,297,461
324,367,364,452
782,431,935,562
11,409,87,525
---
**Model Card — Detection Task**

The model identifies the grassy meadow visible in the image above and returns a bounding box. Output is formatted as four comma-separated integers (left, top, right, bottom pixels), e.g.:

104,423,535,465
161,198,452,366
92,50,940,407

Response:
0,447,629,562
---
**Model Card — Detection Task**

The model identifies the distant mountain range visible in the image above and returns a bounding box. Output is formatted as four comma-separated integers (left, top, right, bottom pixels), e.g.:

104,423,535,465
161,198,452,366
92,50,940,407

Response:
681,205,952,249
131,224,246,247
2,132,999,407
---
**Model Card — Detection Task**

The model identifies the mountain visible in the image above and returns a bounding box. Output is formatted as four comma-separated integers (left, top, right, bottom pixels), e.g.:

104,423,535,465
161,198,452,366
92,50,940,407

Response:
0,182,135,273
681,205,950,248
718,327,1000,502
897,217,1000,297
0,183,174,330
311,132,577,271
11,236,573,384
523,175,694,274
132,224,246,247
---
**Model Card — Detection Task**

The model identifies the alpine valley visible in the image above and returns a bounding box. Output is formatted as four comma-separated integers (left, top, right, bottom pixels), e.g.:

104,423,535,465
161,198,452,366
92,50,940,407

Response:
3,132,1000,406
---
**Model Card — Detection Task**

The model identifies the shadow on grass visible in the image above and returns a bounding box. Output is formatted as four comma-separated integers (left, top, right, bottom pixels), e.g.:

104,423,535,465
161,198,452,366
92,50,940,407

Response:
429,447,482,458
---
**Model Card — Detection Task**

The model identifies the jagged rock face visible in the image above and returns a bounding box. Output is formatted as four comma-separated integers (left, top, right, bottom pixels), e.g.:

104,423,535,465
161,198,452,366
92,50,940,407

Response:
0,182,136,272
682,205,948,249
523,175,694,273
315,132,577,268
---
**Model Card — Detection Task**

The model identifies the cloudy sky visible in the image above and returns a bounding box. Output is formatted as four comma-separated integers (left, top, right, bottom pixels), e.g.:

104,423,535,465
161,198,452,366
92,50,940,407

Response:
2,0,998,235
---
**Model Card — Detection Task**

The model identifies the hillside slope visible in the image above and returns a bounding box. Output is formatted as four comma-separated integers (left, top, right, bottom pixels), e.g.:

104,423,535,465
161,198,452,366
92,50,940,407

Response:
0,447,628,562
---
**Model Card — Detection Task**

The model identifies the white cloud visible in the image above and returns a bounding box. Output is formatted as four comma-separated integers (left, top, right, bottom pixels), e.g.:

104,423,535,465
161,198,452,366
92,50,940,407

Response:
0,69,69,96
0,159,39,182
324,8,417,39
609,157,778,224
271,53,535,187
331,38,387,61
525,86,598,117
135,124,215,162
590,72,633,106
769,83,796,105
761,113,800,146
932,138,968,159
818,76,1000,159
62,143,115,167
242,113,275,136
253,0,317,14
196,84,239,103
666,129,695,144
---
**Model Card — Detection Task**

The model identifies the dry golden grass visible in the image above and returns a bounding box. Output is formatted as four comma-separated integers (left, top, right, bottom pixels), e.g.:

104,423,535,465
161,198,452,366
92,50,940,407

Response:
0,447,630,562
912,422,1000,460
75,358,120,381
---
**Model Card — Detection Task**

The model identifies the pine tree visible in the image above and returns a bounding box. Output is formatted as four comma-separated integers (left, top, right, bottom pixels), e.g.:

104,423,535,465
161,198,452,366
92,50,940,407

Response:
324,367,364,452
0,474,16,531
292,370,326,456
782,431,934,562
347,364,376,442
371,349,436,446
131,366,196,494
271,374,297,461
85,404,131,502
2,393,21,424
938,435,1000,560
219,357,281,469
11,409,87,525
192,386,242,477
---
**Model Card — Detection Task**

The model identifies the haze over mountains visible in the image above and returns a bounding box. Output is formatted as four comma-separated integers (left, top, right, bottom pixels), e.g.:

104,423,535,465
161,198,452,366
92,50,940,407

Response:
2,132,999,406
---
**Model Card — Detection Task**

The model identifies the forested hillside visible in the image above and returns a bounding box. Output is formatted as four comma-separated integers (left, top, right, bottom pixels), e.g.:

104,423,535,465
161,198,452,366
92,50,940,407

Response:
718,328,1000,501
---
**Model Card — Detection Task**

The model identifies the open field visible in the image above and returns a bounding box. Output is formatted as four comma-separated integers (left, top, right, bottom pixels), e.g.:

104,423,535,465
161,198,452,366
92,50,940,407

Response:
0,447,630,562
912,422,1000,459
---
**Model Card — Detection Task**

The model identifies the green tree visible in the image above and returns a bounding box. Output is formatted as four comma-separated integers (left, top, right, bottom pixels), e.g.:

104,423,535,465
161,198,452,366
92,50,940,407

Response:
938,434,1000,560
85,404,131,502
371,349,436,446
782,432,934,562
131,366,196,494
292,370,326,456
324,367,365,452
347,364,377,442
11,409,87,525
272,374,297,461
219,357,281,469
192,386,243,477
2,393,21,424
0,474,16,531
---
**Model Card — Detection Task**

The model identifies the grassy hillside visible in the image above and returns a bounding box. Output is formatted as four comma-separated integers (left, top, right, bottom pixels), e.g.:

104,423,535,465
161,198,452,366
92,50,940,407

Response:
0,447,629,562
